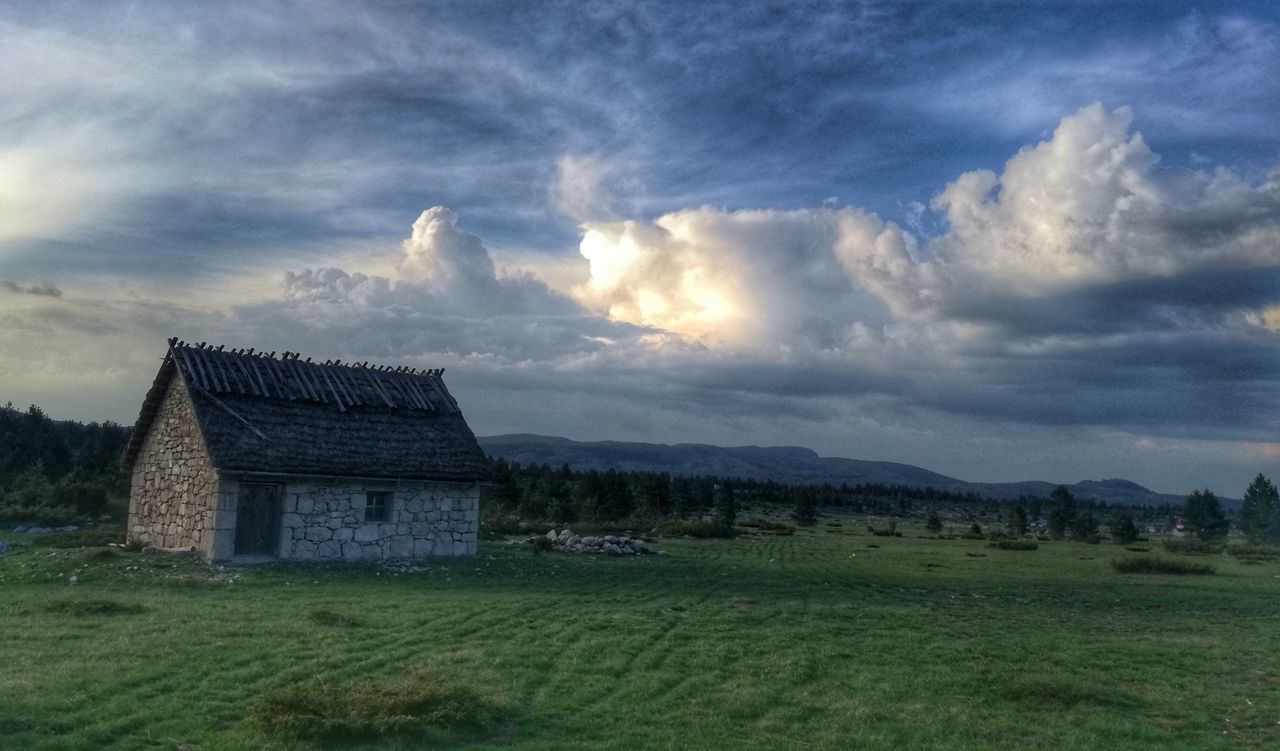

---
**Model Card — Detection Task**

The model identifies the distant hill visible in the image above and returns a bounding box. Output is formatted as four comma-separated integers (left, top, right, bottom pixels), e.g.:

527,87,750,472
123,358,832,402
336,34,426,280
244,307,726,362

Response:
478,434,1201,508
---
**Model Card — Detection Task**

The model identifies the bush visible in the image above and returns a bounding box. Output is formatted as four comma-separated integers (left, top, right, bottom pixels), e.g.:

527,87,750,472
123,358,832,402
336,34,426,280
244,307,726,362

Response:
993,539,1038,551
1226,543,1280,562
248,671,498,741
31,528,123,548
478,514,539,539
44,599,146,616
870,520,900,537
528,536,555,554
1124,546,1150,553
740,517,796,534
0,505,81,526
308,609,363,628
1162,538,1224,555
657,519,735,539
1112,556,1214,575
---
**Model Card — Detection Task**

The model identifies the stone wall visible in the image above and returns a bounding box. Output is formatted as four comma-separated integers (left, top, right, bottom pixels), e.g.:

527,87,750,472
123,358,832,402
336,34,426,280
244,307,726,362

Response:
208,478,479,561
127,375,219,555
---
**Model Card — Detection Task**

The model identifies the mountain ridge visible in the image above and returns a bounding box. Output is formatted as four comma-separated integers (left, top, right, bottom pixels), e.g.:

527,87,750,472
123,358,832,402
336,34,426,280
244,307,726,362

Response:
478,433,1201,507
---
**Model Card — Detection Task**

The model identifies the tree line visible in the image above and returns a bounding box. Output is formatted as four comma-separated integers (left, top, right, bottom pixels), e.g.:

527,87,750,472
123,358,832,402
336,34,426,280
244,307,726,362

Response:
487,457,1280,546
0,403,131,524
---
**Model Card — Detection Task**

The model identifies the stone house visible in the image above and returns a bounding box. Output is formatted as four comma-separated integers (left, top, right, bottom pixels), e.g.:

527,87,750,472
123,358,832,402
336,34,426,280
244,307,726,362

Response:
122,338,488,562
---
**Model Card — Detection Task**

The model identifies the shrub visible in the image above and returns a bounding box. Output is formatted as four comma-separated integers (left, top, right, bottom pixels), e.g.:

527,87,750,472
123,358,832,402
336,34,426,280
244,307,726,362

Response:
479,514,538,539
959,532,986,541
1124,546,1150,553
1112,556,1214,575
1162,538,1224,555
657,519,735,539
248,671,498,741
32,528,123,548
308,609,363,628
1226,543,1280,562
870,520,899,537
740,517,795,534
924,511,943,534
528,536,555,554
44,599,146,616
986,530,1010,542
994,539,1038,551
0,505,81,526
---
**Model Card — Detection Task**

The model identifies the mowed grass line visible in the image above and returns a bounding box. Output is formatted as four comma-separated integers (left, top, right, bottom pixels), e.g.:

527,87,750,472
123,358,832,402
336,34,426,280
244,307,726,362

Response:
0,529,1277,750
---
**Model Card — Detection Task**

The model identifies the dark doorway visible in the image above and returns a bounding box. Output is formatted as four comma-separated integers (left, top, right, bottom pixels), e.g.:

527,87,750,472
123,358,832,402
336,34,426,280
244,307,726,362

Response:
234,483,281,556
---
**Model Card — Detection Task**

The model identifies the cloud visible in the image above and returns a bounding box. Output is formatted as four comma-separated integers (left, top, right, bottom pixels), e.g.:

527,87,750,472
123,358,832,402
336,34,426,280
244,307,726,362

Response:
836,104,1280,323
244,207,655,362
1,280,62,297
573,207,888,348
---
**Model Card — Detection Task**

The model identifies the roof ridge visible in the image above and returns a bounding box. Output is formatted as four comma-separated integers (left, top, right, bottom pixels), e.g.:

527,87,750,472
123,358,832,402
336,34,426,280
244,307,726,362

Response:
164,337,457,413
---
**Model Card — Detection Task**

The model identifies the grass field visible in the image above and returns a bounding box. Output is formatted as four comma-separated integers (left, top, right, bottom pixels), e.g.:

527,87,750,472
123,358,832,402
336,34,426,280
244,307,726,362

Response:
1,523,1277,750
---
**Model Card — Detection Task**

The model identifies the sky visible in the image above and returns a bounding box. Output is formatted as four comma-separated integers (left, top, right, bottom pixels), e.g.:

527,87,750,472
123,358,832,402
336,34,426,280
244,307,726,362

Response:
1,1,1278,495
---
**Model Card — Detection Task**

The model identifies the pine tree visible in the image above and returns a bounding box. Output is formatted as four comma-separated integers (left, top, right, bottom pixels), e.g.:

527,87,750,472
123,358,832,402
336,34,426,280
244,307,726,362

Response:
1239,473,1279,544
715,483,737,528
925,510,943,534
1047,486,1076,540
1183,489,1229,542
1007,502,1028,537
1069,511,1099,542
1109,513,1139,544
792,489,817,526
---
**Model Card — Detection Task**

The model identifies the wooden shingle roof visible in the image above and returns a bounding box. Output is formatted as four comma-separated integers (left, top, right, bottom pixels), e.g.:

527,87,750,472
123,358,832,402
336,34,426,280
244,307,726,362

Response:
122,339,488,482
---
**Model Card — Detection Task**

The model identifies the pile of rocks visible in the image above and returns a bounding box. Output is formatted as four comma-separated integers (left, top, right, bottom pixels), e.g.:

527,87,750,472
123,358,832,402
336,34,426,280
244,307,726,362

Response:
540,528,663,556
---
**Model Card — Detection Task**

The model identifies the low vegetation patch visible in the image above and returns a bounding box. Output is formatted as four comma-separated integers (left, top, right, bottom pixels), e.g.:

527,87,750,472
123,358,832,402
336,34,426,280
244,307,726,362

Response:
1162,538,1224,555
740,517,795,535
1112,556,1214,575
479,514,542,539
1000,676,1136,710
31,528,123,548
992,539,1038,551
1124,546,1150,553
0,505,82,525
1226,543,1280,562
248,671,499,742
308,609,363,628
43,599,146,616
83,548,121,562
656,519,735,538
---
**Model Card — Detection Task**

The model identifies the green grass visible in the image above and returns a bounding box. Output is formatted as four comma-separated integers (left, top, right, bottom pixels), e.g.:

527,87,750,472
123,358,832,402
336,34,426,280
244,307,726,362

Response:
1,526,1277,750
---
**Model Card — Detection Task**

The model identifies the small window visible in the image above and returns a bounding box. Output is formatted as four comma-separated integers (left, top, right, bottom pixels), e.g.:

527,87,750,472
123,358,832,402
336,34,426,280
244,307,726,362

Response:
364,491,391,522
